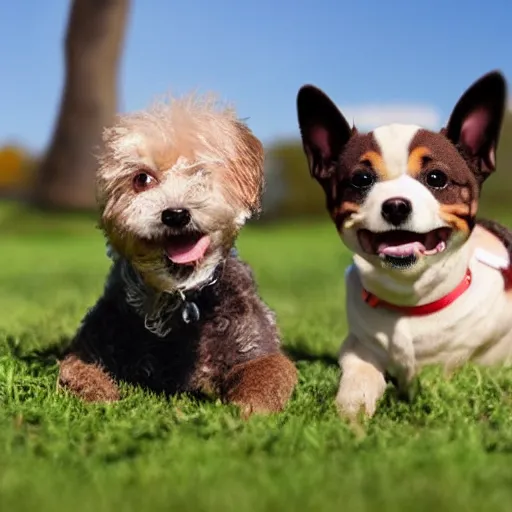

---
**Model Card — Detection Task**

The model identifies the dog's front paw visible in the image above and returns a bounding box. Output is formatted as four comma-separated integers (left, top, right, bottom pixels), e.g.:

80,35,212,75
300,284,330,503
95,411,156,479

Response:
58,354,120,403
223,353,298,419
335,370,387,420
336,335,387,421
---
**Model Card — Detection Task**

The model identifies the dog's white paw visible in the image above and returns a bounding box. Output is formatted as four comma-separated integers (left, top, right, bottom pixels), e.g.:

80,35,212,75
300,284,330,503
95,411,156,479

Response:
335,370,387,420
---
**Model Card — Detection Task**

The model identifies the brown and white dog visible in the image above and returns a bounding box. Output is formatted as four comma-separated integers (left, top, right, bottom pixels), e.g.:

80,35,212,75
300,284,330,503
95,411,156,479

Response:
58,93,297,417
296,71,512,420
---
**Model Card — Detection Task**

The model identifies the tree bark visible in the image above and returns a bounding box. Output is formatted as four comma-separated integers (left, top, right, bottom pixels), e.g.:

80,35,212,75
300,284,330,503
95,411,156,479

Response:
33,0,130,210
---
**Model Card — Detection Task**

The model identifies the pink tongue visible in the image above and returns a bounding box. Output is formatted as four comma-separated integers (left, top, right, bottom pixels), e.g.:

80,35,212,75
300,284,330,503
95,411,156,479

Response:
378,241,425,257
165,235,211,264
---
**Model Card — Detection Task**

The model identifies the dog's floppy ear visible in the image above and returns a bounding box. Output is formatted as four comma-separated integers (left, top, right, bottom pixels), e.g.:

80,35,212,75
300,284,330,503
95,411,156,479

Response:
297,85,353,181
444,71,507,180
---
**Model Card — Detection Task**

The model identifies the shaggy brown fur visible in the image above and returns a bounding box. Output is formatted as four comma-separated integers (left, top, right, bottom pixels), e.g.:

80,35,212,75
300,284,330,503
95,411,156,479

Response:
59,354,120,402
58,92,297,416
222,353,299,418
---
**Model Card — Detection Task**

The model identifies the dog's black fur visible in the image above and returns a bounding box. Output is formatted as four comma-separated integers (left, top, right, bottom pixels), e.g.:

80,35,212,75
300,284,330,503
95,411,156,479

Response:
59,252,298,415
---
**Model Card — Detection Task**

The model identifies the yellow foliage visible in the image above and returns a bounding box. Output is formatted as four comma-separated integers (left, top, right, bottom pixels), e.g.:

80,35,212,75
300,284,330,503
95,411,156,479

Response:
0,145,31,188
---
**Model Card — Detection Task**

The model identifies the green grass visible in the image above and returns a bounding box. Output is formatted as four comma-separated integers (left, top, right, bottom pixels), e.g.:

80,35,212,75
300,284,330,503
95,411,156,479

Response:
3,204,512,512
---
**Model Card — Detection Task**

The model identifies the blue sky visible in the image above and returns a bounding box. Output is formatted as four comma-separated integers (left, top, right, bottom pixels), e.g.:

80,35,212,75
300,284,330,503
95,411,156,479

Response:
1,0,511,153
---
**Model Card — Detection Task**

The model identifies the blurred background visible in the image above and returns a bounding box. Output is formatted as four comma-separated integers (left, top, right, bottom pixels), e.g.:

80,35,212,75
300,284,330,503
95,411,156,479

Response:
1,0,512,222
3,3,512,508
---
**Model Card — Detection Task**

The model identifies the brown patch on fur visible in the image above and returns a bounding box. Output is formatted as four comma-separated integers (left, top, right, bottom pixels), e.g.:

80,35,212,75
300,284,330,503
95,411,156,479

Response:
439,204,473,233
408,130,480,201
222,353,298,419
359,150,387,179
439,201,478,235
407,146,432,177
321,133,381,221
58,354,120,402
142,144,195,174
331,201,360,229
409,130,480,232
229,122,264,214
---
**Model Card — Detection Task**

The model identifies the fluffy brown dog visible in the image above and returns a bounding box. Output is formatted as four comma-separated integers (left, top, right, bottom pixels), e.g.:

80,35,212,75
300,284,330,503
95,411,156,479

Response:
58,93,297,417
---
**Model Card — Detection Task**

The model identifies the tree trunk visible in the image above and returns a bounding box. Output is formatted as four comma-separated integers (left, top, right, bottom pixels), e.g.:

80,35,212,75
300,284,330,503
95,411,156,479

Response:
33,0,130,210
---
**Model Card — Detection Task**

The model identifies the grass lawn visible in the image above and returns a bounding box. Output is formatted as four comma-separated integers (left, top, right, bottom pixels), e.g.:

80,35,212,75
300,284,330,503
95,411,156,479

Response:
2,203,512,512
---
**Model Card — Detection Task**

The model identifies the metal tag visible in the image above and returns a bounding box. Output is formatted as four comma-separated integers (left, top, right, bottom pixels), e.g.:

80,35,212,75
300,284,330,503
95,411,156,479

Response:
182,301,200,324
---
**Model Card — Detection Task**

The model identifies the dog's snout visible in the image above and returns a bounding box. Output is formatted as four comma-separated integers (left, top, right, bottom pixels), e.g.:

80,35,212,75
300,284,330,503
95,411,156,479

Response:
381,197,412,226
161,208,191,228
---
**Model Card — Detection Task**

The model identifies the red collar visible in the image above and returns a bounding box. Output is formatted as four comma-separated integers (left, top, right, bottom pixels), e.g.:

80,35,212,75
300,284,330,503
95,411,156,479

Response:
361,268,472,316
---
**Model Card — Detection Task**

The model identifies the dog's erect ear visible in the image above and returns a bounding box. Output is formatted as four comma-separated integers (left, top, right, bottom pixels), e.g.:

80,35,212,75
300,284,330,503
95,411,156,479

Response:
297,85,353,181
444,71,507,177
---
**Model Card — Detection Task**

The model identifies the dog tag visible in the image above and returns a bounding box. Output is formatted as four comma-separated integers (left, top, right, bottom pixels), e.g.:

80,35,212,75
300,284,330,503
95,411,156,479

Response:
182,301,200,324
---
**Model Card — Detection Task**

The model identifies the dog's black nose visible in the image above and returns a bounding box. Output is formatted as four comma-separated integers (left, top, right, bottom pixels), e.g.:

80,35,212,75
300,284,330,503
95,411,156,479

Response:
381,197,412,226
161,208,191,228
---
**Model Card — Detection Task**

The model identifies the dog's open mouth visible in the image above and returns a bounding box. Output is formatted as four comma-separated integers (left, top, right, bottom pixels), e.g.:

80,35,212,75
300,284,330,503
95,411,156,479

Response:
164,232,211,265
358,227,452,260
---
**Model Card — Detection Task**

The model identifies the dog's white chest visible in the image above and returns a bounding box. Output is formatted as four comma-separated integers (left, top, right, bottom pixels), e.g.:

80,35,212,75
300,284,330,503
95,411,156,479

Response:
346,252,512,374
411,254,512,367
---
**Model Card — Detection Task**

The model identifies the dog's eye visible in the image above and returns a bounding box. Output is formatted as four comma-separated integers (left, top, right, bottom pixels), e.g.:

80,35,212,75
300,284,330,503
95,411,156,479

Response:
425,170,448,189
350,170,376,190
133,172,157,193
